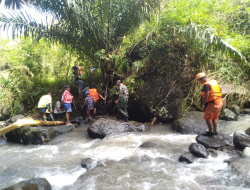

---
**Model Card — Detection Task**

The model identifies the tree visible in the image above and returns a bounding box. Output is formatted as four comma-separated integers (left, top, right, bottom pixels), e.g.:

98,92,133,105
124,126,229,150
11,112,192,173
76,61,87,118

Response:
0,0,160,83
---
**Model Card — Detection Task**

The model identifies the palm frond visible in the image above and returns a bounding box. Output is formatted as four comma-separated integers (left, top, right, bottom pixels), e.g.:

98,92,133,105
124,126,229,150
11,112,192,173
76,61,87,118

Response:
179,22,248,64
0,0,28,9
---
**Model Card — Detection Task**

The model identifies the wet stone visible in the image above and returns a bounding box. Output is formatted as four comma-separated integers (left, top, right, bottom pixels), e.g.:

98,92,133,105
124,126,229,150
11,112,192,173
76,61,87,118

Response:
233,132,250,150
243,147,250,157
207,148,219,157
171,111,208,134
241,108,250,115
220,145,242,159
196,134,233,149
87,118,148,139
5,124,78,145
10,114,26,123
139,140,167,149
229,105,240,116
178,152,196,164
219,108,238,121
2,178,51,190
81,158,98,170
189,143,208,158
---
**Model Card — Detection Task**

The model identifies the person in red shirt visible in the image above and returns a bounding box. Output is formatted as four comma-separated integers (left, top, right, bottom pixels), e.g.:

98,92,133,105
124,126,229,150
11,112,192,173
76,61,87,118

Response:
62,85,74,125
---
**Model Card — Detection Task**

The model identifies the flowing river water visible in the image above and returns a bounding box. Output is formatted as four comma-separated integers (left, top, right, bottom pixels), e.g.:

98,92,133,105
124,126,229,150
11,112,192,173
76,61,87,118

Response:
0,115,250,190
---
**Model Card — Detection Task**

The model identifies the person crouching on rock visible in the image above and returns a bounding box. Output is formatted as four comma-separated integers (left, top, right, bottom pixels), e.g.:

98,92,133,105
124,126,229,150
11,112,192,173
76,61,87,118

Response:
38,93,53,121
196,72,223,136
54,97,65,120
83,90,95,124
62,85,74,126
115,80,129,122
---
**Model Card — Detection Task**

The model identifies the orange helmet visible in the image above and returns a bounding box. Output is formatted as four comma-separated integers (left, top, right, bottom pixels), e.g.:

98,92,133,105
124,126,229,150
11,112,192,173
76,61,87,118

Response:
196,72,206,80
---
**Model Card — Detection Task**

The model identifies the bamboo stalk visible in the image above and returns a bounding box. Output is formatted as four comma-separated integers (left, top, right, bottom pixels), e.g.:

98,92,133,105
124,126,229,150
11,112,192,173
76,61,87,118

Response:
0,118,65,136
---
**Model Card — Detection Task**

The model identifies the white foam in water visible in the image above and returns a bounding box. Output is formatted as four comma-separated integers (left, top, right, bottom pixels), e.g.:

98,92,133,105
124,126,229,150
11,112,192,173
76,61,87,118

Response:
40,166,86,189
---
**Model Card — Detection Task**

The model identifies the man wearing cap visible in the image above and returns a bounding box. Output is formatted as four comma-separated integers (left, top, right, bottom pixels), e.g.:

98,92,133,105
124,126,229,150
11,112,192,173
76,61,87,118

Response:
62,85,74,125
196,72,223,136
115,80,129,122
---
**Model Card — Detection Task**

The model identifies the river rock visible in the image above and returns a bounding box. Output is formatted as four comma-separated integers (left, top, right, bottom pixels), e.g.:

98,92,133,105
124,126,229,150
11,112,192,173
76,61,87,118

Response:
178,152,196,163
221,145,242,159
233,132,250,150
243,147,250,157
219,108,237,121
245,127,250,135
139,140,167,149
5,124,78,145
229,105,240,116
171,111,207,134
189,143,208,158
241,108,250,114
10,114,26,123
196,134,233,149
81,158,99,170
70,117,83,125
207,148,219,157
87,118,148,139
2,178,51,190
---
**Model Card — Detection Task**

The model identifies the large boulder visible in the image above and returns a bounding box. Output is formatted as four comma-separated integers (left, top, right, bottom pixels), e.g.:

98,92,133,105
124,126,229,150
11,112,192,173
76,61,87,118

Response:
219,108,237,121
87,118,148,139
2,178,51,190
233,132,250,150
178,152,196,164
171,111,208,134
196,134,233,149
10,114,26,123
189,143,208,158
229,105,240,116
5,124,78,145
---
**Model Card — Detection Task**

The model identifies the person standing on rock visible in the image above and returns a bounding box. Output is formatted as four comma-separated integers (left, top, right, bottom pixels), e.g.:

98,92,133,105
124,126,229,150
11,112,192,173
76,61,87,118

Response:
38,93,53,121
115,80,129,122
89,85,106,117
74,77,84,98
62,85,74,126
83,90,95,123
196,72,223,136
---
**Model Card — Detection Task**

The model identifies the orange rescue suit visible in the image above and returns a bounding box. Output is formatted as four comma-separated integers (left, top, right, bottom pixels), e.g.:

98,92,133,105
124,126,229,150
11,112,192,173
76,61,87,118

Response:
89,88,99,102
201,80,222,102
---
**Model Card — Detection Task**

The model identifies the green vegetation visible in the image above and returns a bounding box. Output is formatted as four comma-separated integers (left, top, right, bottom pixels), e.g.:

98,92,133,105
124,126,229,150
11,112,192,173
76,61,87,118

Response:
0,0,249,119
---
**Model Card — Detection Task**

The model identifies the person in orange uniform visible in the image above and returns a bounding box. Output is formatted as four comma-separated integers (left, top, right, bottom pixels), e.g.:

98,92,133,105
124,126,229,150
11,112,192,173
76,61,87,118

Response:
196,72,223,136
88,86,106,117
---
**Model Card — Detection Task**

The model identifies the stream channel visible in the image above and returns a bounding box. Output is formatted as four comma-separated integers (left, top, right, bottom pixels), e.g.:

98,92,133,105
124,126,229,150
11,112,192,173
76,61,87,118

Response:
0,115,250,190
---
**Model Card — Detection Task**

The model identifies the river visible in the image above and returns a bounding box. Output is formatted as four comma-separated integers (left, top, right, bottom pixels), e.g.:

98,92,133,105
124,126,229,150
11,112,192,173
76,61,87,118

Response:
0,115,250,190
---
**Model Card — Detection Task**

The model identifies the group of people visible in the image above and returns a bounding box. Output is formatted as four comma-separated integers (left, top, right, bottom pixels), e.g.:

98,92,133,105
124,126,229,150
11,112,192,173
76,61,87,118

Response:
37,70,221,136
37,79,129,125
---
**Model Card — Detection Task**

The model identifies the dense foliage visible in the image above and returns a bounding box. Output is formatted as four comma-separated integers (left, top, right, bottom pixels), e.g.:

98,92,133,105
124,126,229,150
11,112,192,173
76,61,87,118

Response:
0,0,249,118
